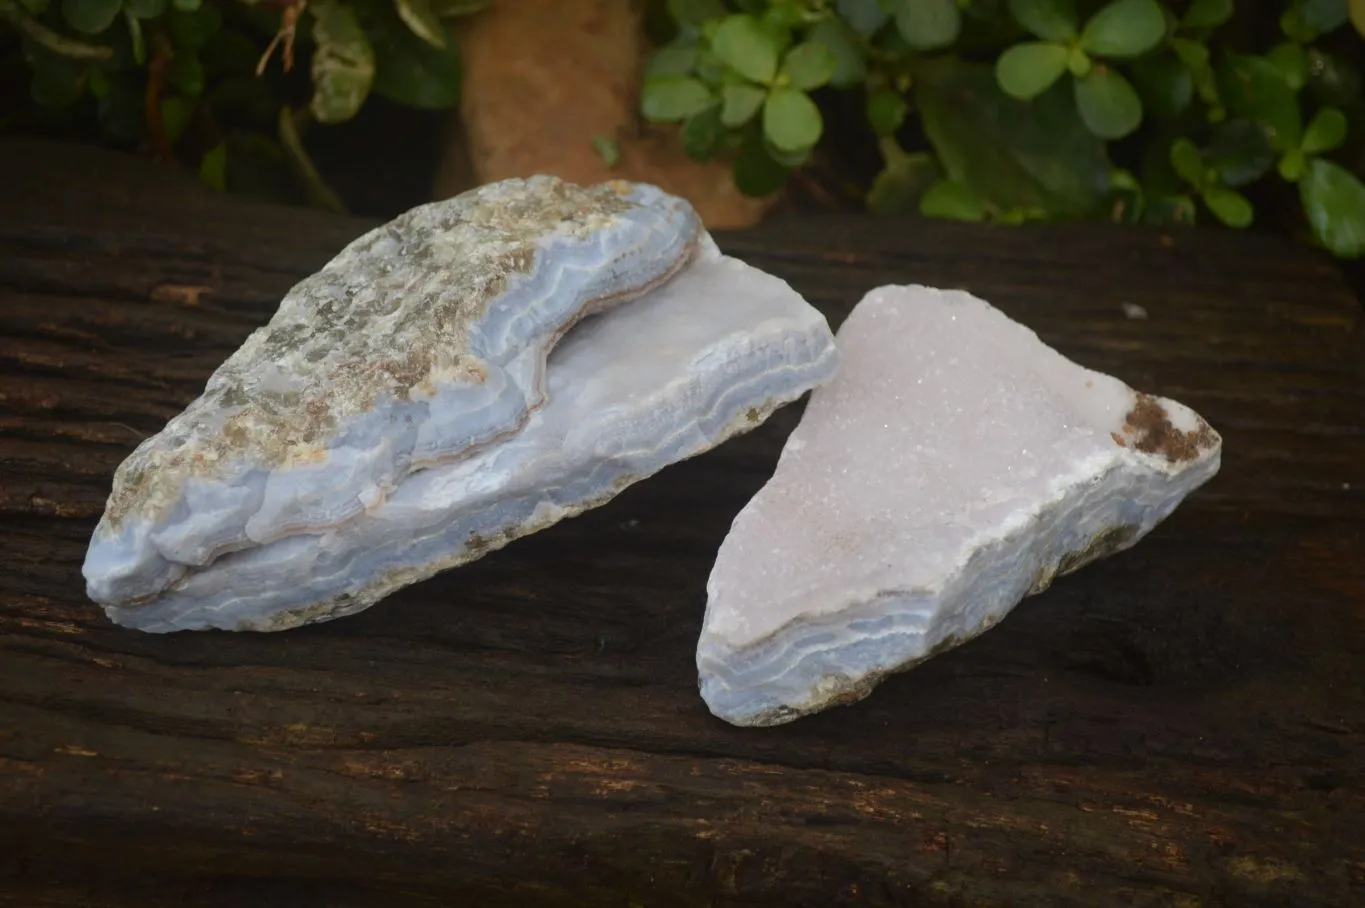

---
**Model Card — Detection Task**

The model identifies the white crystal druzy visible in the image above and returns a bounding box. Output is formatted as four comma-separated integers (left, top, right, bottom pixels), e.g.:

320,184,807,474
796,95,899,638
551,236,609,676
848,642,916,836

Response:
698,285,1222,726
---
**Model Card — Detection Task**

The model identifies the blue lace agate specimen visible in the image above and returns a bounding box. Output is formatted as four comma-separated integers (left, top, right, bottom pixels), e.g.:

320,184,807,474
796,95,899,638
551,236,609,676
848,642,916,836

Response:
84,176,839,632
698,285,1221,726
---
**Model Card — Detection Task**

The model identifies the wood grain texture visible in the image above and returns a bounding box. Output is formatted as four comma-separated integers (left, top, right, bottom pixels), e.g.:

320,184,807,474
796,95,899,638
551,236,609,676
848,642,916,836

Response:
1,138,1363,907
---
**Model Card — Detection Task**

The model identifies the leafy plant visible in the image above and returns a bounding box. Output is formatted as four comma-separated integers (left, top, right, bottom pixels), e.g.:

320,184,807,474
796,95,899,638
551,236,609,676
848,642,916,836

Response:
640,2,850,193
0,0,488,209
642,0,1365,258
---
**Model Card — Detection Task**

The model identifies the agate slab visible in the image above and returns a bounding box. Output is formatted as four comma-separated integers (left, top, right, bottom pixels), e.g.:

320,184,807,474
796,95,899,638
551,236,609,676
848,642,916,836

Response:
698,284,1222,726
84,177,839,632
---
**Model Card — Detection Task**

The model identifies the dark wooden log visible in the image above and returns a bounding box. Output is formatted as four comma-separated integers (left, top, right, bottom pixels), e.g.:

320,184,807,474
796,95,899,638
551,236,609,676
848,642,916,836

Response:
1,137,1363,908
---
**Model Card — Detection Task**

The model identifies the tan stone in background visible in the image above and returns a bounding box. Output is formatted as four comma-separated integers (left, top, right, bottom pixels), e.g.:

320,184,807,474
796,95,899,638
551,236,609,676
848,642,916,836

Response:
435,0,775,229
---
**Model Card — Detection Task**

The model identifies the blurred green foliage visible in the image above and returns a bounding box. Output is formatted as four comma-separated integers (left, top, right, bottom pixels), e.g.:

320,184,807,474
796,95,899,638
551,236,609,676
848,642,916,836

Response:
4,0,1363,257
642,0,1365,257
0,0,485,210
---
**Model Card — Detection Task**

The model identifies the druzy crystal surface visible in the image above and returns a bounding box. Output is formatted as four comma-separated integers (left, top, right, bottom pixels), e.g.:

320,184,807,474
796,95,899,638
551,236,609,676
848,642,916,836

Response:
698,285,1221,727
84,176,839,632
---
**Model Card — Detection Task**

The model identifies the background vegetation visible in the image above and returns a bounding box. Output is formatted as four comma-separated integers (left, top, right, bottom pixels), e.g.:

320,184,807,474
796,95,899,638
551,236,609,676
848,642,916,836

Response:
640,0,1365,256
2,0,1363,258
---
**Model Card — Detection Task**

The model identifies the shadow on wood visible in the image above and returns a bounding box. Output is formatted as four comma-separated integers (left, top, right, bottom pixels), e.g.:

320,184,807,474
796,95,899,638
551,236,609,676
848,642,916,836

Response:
1,138,1363,907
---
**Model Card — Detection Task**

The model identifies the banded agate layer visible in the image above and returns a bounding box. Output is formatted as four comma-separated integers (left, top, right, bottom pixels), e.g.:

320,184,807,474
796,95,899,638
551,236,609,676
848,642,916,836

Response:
84,177,839,632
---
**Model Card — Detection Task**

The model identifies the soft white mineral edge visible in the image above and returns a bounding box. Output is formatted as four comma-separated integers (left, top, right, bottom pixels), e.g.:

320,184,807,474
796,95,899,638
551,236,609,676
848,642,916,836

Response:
104,237,840,632
697,284,1221,727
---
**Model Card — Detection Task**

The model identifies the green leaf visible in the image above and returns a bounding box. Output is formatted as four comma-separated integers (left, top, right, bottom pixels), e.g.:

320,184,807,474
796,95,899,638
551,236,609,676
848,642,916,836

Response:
995,41,1069,100
763,2,807,29
780,41,837,91
919,178,987,221
1079,0,1166,58
1131,52,1192,117
309,0,375,123
1266,42,1308,90
914,57,1111,219
1299,0,1349,33
866,146,940,214
1280,6,1316,41
1279,146,1308,181
368,0,465,109
808,18,866,89
641,76,714,121
1219,53,1302,152
395,0,448,49
1074,65,1144,138
732,133,788,196
1007,0,1078,41
1205,118,1275,186
682,104,722,159
1201,182,1250,226
1171,36,1220,109
1299,157,1365,257
668,0,727,27
62,0,122,34
592,135,621,168
173,0,198,12
18,0,50,13
199,142,227,191
1202,185,1253,227
1351,0,1365,35
893,0,961,50
1302,106,1347,154
837,0,889,35
123,0,166,19
277,107,347,213
695,46,728,84
1169,137,1204,186
165,3,221,51
763,139,812,169
428,0,489,15
170,49,205,97
721,82,766,126
646,43,699,79
1145,193,1198,225
125,9,144,64
762,87,822,151
1109,166,1141,192
1105,167,1145,223
1068,45,1091,77
711,14,781,84
1180,0,1232,29
161,95,195,143
866,88,907,136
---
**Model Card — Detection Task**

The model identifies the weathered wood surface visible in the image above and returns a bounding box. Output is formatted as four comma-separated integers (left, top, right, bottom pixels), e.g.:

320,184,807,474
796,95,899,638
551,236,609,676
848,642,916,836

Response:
1,137,1363,907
